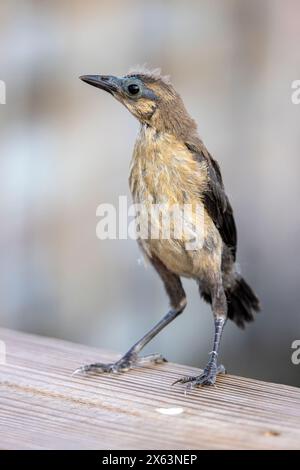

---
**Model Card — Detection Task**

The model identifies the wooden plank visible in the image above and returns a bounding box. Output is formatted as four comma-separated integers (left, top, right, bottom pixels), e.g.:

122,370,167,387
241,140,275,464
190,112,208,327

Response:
0,327,299,450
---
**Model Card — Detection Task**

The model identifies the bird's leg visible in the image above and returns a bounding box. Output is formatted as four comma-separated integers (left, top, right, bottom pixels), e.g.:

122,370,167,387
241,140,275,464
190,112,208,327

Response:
174,279,227,388
74,304,186,375
73,256,186,375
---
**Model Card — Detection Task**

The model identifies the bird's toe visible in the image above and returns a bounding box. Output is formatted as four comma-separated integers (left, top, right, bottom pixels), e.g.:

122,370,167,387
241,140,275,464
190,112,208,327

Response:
173,363,226,388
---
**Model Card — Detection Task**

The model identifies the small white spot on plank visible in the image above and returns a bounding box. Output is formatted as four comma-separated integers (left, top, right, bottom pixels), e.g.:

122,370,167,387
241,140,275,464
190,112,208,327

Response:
156,407,184,416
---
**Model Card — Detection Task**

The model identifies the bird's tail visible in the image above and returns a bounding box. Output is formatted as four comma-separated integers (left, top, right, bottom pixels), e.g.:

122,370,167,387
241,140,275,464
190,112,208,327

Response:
226,277,260,328
201,276,260,328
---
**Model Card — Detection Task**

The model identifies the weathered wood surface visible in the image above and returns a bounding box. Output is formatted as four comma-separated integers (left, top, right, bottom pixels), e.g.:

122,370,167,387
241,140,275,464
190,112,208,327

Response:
0,328,299,450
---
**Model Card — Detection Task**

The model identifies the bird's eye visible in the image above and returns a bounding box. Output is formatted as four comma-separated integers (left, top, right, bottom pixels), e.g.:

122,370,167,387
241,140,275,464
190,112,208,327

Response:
127,83,140,95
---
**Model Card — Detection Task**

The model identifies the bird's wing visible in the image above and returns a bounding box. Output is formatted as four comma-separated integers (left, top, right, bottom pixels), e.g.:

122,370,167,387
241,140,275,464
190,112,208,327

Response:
185,140,237,260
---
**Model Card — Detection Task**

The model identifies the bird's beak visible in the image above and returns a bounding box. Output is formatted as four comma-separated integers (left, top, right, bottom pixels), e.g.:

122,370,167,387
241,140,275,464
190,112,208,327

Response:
79,75,120,95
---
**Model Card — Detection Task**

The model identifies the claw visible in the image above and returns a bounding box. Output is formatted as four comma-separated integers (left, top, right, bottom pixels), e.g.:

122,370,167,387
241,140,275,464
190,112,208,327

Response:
173,364,226,388
73,352,168,377
72,362,110,376
172,376,194,386
217,364,226,374
71,367,84,377
138,353,167,365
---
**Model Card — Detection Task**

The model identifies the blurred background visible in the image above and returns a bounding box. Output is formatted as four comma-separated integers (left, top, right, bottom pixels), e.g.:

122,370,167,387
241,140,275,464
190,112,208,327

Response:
0,0,300,386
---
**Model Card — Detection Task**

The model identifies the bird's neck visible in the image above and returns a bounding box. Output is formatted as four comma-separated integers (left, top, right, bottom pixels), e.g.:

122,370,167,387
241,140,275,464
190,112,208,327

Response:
145,96,198,142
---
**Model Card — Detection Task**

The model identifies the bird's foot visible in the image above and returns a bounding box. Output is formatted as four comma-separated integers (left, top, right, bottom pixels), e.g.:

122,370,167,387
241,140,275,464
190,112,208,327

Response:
72,352,167,376
173,363,226,388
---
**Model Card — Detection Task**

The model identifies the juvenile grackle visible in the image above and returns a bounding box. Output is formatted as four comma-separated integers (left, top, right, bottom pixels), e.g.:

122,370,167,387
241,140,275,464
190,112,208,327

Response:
75,68,260,388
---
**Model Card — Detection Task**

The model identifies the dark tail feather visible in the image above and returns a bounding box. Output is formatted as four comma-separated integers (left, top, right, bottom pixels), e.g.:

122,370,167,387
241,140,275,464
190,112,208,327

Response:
201,277,260,329
226,277,260,328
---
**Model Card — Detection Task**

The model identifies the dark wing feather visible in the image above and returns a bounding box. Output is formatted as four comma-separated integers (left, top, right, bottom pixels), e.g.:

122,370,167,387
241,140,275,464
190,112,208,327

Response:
185,141,237,260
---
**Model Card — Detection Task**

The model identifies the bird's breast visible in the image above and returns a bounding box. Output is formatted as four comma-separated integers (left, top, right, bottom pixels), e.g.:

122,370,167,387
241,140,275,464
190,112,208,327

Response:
129,126,208,207
127,126,222,278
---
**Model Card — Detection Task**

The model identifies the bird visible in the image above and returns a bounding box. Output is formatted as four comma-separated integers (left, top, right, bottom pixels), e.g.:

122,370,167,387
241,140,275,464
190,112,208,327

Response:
75,67,260,388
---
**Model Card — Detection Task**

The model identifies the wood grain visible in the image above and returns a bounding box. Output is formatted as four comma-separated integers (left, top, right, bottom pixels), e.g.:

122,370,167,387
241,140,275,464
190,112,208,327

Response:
0,328,299,450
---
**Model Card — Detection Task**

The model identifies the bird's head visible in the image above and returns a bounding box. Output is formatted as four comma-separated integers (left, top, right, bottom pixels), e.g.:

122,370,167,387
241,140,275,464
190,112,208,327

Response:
80,67,197,138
